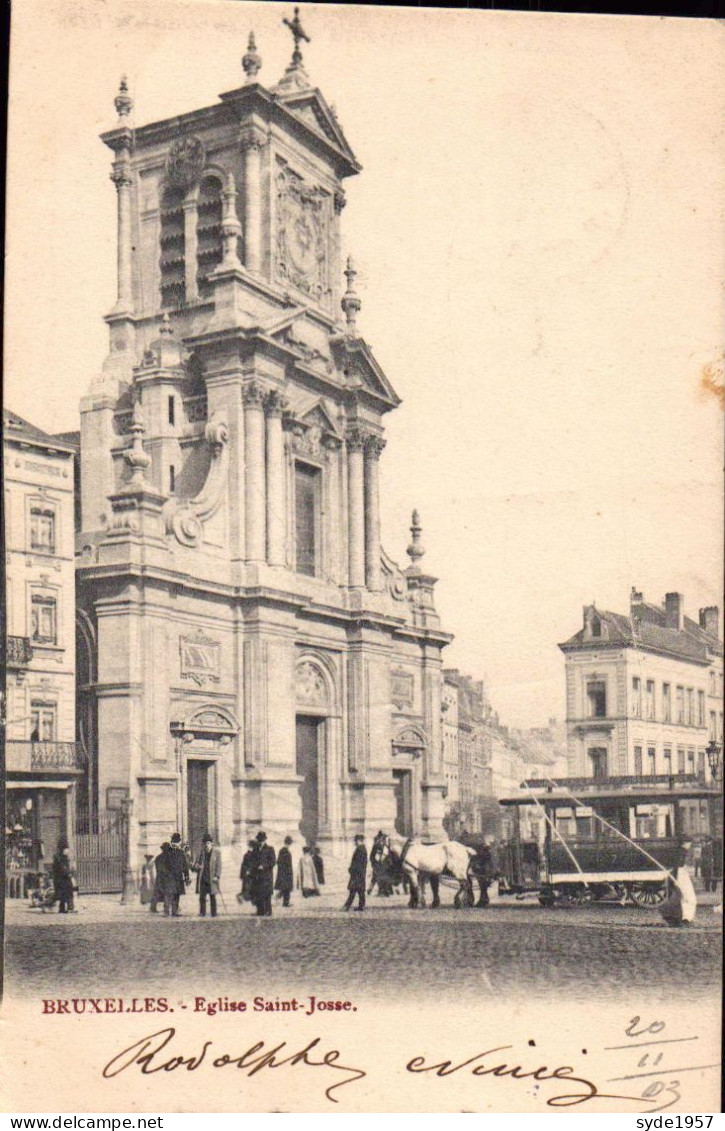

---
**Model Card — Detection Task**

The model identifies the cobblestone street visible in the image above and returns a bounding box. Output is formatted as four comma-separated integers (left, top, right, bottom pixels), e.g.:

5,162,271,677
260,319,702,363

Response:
6,887,721,1005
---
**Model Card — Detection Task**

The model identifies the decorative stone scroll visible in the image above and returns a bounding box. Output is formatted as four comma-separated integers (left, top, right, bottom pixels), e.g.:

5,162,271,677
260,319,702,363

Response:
165,411,229,548
180,634,221,686
381,547,408,602
295,661,328,707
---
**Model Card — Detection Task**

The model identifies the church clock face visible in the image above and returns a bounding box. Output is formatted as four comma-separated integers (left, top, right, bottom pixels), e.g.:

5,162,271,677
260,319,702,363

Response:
275,164,329,304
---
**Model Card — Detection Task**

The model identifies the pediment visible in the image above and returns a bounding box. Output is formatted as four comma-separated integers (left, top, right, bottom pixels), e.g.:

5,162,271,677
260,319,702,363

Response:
301,400,342,438
331,337,401,410
275,88,359,171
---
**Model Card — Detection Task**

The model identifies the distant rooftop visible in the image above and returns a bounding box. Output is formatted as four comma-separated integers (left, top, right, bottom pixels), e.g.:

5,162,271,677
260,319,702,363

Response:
3,409,77,455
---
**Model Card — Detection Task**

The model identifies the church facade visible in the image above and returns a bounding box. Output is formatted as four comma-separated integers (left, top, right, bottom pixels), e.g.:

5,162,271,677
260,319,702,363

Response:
76,19,452,866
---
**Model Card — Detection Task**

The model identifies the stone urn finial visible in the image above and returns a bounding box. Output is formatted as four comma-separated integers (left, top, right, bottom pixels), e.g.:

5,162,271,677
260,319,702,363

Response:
406,509,425,570
124,397,152,487
242,31,262,81
114,74,133,120
341,256,361,332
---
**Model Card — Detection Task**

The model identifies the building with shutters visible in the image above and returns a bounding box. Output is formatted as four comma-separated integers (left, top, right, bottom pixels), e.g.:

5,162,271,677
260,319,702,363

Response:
558,588,723,838
74,16,452,870
3,409,83,891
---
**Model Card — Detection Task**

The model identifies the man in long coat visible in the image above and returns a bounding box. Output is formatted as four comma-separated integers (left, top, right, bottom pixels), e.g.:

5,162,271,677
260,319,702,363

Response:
251,831,276,917
169,832,190,916
274,836,294,907
51,839,75,914
154,842,176,916
344,835,368,911
194,833,222,917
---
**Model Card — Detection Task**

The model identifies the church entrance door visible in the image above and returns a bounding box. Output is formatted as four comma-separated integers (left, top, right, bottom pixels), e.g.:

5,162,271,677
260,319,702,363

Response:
393,769,413,837
296,716,321,845
187,759,214,861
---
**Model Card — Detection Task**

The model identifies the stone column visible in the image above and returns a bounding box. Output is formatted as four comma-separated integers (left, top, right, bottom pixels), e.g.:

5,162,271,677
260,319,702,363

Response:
265,390,287,567
220,177,242,269
110,138,133,313
241,128,266,274
183,199,198,302
346,427,366,588
243,381,266,562
364,435,385,591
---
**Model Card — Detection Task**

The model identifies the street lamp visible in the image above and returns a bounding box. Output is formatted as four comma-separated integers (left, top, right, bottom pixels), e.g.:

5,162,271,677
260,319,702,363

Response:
706,740,722,784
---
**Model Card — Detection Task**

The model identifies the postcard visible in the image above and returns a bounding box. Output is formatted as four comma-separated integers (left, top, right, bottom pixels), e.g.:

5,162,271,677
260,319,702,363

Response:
2,0,723,1115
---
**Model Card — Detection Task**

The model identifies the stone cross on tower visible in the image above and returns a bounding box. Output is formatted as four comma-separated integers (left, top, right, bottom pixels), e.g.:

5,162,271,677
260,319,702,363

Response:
282,6,310,67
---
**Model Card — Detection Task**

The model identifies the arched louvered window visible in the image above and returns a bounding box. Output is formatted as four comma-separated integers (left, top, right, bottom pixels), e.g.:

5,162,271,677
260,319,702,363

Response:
196,176,223,298
159,186,186,308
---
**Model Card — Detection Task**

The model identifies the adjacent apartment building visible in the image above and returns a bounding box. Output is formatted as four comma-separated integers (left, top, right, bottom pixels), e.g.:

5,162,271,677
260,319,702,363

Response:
558,588,723,836
4,410,83,885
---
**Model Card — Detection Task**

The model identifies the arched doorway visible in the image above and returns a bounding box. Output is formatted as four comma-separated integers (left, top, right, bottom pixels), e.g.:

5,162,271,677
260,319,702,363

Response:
294,657,337,845
170,706,237,859
392,725,427,837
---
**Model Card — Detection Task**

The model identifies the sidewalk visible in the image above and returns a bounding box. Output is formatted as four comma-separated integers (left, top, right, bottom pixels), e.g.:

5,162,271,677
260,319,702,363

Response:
6,883,721,925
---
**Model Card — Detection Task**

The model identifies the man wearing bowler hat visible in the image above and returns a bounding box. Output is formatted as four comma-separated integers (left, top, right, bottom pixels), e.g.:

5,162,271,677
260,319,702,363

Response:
344,834,368,911
251,830,276,917
194,833,222,917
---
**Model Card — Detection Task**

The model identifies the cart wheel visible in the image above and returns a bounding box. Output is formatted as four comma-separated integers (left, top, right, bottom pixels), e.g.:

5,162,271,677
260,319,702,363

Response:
538,888,555,908
629,882,666,907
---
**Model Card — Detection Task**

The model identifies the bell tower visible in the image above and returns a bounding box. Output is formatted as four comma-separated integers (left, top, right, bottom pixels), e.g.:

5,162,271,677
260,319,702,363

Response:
77,11,451,867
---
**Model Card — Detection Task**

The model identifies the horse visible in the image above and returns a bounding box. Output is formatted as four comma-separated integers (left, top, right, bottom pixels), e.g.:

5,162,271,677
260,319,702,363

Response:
380,832,476,909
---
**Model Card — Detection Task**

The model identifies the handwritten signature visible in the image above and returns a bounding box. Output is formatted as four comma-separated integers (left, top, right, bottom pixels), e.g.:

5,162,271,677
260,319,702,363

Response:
102,1026,658,1108
102,1027,366,1103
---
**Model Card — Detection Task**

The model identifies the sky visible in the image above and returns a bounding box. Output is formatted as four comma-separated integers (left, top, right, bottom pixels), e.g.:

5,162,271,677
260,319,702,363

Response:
6,1,724,727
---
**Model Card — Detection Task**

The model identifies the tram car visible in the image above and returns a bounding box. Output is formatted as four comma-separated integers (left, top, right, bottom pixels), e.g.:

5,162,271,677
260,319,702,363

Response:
497,775,718,907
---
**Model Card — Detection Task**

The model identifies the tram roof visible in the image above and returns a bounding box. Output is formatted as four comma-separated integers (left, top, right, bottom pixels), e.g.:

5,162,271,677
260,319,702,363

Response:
499,783,721,807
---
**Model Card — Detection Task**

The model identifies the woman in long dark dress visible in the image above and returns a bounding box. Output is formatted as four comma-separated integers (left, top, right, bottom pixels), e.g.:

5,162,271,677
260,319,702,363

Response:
274,836,294,907
239,840,257,904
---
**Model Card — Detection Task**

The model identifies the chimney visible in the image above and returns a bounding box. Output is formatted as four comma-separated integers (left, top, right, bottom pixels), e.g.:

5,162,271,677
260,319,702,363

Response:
665,592,683,632
699,606,719,639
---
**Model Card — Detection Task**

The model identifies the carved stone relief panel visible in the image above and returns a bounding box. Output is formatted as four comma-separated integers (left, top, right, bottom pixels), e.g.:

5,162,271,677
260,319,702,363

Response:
179,634,221,686
275,162,330,305
391,668,415,711
295,660,329,707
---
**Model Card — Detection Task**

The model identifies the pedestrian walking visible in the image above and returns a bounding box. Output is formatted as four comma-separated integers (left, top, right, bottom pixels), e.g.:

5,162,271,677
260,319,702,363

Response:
154,842,176,916
369,832,392,896
169,831,190,916
692,839,702,881
298,845,320,898
712,836,723,893
251,831,276,917
701,838,714,893
51,839,75,914
660,845,697,928
194,833,222,917
343,835,367,911
312,845,325,886
140,854,155,906
275,836,294,907
239,840,256,904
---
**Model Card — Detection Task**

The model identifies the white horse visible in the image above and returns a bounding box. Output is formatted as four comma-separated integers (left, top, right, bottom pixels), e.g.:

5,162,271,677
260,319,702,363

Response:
382,833,476,909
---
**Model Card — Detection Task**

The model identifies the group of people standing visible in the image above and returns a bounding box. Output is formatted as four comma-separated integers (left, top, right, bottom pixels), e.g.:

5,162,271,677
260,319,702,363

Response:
146,831,221,917
239,833,326,915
